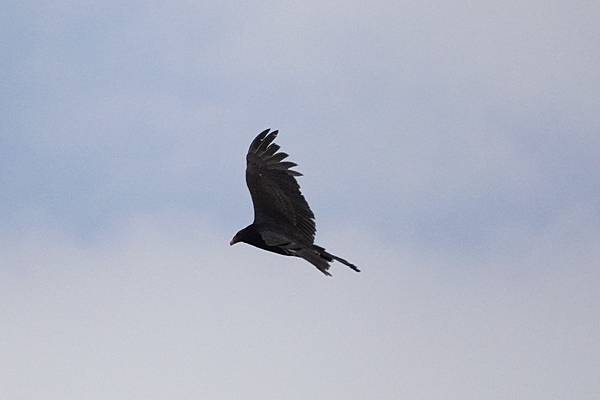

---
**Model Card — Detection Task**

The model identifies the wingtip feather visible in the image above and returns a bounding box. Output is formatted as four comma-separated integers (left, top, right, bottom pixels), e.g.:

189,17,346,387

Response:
249,129,271,152
256,130,279,154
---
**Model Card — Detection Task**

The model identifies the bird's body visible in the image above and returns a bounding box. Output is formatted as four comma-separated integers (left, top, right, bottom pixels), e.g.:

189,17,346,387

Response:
230,129,359,276
232,224,290,256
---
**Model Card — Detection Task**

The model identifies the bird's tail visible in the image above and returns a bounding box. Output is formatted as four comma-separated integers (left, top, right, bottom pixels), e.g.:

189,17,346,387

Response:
312,245,361,273
297,248,332,276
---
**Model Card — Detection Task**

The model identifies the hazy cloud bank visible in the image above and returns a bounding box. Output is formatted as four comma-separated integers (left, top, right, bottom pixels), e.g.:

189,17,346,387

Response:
1,209,598,399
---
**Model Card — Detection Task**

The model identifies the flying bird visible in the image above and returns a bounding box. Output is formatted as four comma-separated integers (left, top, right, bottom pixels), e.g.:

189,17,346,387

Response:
230,129,360,276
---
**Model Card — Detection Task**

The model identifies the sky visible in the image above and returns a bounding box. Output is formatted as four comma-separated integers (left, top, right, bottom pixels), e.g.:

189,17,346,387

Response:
1,1,599,398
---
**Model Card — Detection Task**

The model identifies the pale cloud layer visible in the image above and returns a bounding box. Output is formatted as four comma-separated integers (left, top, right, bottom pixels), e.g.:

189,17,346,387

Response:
2,1,599,398
1,210,599,399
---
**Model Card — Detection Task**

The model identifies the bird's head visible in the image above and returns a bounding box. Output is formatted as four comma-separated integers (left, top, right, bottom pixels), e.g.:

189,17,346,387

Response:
230,225,256,246
230,228,247,246
229,231,241,246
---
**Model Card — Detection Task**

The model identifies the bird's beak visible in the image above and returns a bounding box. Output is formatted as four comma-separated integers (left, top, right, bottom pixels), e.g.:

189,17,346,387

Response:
229,237,237,246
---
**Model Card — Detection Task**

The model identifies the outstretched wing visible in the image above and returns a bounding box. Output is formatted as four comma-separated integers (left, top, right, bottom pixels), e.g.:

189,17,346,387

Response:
245,129,316,244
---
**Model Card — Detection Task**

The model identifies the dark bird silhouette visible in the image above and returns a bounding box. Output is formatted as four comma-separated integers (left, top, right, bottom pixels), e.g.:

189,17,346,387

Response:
230,129,360,276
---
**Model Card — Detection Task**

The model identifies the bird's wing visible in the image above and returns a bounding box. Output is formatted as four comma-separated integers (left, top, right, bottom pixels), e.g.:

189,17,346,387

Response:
245,129,316,244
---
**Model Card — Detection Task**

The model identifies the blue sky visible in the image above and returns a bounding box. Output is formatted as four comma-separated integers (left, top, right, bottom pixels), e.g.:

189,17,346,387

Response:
2,1,599,399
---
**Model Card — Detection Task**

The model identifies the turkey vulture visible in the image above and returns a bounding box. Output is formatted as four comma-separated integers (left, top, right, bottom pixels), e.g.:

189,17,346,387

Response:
230,129,360,276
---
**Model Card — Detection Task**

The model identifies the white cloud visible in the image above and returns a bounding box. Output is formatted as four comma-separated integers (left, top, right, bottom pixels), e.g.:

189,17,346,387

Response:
1,209,598,399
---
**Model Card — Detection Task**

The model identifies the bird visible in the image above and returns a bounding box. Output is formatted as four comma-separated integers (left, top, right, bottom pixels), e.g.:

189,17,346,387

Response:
230,128,360,276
